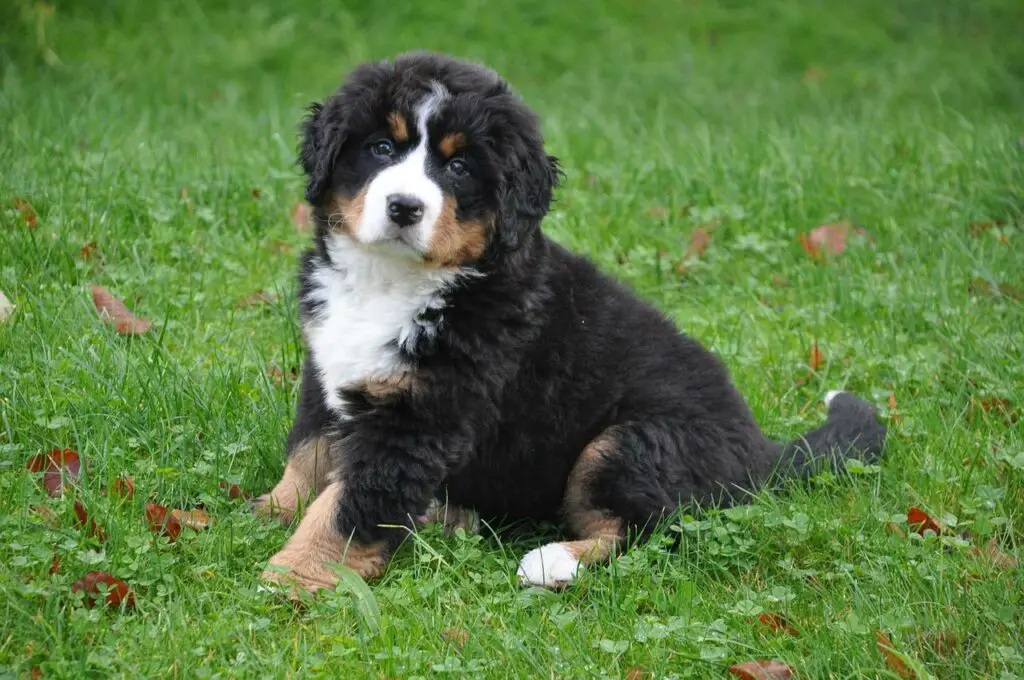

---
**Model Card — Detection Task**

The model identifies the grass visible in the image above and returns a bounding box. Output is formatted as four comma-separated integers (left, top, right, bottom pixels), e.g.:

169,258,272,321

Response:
1,0,1023,677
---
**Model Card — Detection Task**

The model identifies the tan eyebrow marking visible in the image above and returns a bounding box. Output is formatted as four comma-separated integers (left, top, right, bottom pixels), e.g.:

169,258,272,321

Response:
438,132,466,159
387,111,409,143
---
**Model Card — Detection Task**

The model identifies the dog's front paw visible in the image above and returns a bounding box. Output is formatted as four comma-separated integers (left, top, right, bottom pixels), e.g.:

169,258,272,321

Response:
261,547,341,596
517,543,581,589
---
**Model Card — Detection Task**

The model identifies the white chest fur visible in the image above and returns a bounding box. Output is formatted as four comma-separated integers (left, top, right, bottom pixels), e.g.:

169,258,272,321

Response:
304,236,460,417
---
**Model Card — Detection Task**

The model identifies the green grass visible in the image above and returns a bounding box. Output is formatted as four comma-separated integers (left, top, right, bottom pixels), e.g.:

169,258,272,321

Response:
2,0,1023,677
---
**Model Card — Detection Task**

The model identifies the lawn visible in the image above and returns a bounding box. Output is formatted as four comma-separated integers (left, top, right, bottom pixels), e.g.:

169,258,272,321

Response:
1,0,1023,677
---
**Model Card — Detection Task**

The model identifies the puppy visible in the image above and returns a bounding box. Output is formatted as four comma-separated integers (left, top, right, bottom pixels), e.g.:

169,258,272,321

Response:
254,51,886,592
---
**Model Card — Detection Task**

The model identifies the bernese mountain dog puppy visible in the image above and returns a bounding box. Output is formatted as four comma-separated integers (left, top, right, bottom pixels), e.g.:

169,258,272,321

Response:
253,51,886,592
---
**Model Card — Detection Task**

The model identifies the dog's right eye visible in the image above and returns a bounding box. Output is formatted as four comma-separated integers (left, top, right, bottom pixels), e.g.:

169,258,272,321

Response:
369,139,395,158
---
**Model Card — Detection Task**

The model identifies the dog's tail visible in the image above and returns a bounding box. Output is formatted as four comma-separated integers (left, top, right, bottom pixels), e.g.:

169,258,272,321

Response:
770,390,887,481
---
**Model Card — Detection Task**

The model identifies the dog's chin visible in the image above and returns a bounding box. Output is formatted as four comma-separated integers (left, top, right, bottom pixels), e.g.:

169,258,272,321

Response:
355,233,427,263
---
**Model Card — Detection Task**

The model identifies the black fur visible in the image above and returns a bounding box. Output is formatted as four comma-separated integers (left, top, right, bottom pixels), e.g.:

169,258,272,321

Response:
283,51,887,553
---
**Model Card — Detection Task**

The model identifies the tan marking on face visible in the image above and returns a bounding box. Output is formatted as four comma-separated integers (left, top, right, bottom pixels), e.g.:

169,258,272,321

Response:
438,132,466,159
328,187,368,236
387,111,409,143
252,437,333,525
262,482,388,595
424,198,488,267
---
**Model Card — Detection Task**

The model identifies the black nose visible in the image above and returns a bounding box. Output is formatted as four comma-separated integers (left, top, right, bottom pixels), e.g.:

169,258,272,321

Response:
386,194,425,227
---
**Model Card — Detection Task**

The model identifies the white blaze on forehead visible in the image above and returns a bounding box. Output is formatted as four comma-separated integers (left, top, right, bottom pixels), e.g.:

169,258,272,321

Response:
354,83,450,252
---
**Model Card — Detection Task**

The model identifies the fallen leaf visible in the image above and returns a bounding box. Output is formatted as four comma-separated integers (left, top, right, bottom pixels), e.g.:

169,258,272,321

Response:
50,545,60,574
112,475,135,500
624,668,650,680
887,393,903,424
799,221,866,260
809,343,824,372
170,507,211,531
727,660,794,679
968,220,1003,237
968,278,1024,300
73,500,106,540
219,481,250,500
441,626,470,647
885,522,906,539
888,393,897,410
27,448,82,498
757,612,799,636
30,504,60,527
91,285,153,335
13,198,38,229
917,630,958,658
30,667,42,680
970,537,1019,570
802,66,826,83
686,227,712,260
907,507,944,536
236,290,277,308
79,241,98,260
145,503,183,542
268,365,299,385
968,396,1019,426
876,631,915,679
0,290,14,322
293,202,311,231
250,188,261,200
71,571,135,609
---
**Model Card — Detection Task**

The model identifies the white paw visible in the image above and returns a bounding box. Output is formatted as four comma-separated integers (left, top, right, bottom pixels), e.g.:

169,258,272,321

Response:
517,543,581,589
824,390,845,407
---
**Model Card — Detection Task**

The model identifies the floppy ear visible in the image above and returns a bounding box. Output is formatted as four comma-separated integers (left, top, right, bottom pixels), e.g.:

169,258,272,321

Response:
498,150,562,250
298,100,348,206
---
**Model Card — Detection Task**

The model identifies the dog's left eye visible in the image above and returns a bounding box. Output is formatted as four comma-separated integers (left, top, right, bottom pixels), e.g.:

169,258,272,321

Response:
369,139,395,158
447,158,468,177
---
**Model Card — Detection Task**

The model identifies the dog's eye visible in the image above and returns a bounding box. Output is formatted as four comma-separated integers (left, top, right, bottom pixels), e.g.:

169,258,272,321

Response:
447,158,468,177
370,139,395,158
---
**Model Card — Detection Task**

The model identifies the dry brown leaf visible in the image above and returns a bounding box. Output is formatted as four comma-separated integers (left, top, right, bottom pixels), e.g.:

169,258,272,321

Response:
968,278,1024,301
293,202,311,231
268,365,299,385
49,545,60,575
0,290,15,322
876,631,915,679
112,474,135,500
170,507,211,531
91,285,153,335
236,290,277,308
686,227,712,260
917,630,958,659
624,668,650,680
970,537,1019,570
72,571,135,610
757,612,799,636
441,626,470,647
219,480,250,500
968,220,1003,237
809,343,824,372
803,222,851,258
802,66,827,83
79,241,99,260
728,660,794,679
886,522,906,539
27,449,82,498
13,198,38,229
73,500,106,540
145,503,182,542
907,507,945,536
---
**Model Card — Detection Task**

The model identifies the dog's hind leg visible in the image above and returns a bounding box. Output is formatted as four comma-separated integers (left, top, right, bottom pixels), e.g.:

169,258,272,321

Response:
517,425,671,589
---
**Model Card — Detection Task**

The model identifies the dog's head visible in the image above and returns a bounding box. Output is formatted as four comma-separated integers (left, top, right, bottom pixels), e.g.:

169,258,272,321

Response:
299,52,560,268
